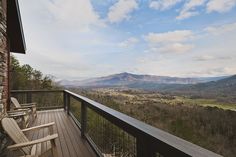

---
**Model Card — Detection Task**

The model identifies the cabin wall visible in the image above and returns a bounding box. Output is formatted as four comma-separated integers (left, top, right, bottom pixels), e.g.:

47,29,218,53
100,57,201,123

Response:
0,0,7,119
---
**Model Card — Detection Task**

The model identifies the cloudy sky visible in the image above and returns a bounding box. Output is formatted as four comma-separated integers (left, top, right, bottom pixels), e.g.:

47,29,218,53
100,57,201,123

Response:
15,0,236,80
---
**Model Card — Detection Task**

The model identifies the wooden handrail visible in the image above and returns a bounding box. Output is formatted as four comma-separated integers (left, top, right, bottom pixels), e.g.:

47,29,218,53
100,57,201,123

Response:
10,90,64,110
11,89,63,93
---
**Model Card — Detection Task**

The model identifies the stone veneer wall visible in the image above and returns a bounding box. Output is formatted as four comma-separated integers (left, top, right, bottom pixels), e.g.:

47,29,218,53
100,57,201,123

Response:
0,0,7,118
0,1,8,155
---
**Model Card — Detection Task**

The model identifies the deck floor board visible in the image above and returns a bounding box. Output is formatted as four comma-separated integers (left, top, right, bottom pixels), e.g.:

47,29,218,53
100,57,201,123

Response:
9,109,97,157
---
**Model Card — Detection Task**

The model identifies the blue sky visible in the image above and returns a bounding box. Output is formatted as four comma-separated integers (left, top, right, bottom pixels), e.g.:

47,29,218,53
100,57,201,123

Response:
15,0,236,80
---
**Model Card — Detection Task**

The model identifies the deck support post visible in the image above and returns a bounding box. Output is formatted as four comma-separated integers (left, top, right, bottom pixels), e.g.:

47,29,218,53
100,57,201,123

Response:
26,92,32,103
66,93,70,115
63,91,67,111
81,101,87,138
137,136,156,157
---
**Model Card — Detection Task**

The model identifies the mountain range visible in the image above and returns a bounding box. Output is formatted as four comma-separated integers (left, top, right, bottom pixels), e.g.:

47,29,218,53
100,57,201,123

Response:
156,75,236,103
58,72,229,88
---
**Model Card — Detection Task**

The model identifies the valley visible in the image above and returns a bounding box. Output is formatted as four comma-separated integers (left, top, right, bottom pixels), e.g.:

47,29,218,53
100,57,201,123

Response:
81,88,236,111
69,87,236,157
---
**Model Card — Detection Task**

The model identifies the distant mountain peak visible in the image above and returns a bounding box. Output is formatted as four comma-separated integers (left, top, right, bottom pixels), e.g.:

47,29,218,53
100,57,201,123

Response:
112,72,135,76
120,72,130,75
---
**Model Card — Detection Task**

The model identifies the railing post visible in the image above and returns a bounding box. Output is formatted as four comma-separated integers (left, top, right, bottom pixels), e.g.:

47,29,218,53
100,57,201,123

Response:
66,93,70,115
26,92,32,103
63,91,67,111
81,101,87,138
137,136,156,157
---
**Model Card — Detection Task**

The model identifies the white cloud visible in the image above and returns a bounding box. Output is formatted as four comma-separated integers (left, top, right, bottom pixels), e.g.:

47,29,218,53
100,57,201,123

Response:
151,43,194,53
189,67,236,76
17,0,126,79
204,22,236,35
177,0,207,20
193,55,231,61
144,30,194,54
107,0,138,23
149,0,182,11
148,0,236,20
145,30,193,43
119,37,139,47
176,10,199,19
116,21,236,76
206,0,236,13
193,55,215,61
46,0,103,28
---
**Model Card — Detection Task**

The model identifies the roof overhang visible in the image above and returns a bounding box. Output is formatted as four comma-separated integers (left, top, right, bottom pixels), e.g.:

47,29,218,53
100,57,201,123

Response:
7,0,26,54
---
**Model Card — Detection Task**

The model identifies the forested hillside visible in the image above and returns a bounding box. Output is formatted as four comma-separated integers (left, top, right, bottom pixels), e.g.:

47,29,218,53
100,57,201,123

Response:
158,75,236,104
10,56,59,90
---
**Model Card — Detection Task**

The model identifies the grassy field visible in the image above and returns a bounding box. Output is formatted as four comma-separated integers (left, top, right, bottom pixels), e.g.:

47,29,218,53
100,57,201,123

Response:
173,97,236,111
88,88,236,111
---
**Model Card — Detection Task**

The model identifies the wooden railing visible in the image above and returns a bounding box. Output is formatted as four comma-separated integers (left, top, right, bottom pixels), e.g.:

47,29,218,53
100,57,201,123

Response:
11,90,64,110
11,90,223,157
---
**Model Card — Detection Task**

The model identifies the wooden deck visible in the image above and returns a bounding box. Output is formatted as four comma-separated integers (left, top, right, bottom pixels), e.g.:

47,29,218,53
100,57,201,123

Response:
8,109,96,157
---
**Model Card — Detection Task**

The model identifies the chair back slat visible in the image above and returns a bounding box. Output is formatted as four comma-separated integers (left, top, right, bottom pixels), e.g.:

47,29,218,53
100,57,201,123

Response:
2,118,32,154
11,97,21,108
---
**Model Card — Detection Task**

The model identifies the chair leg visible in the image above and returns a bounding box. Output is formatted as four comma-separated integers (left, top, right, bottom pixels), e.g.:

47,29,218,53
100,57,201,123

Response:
35,111,37,118
23,115,29,128
22,119,26,129
51,139,58,157
33,107,37,120
31,109,37,121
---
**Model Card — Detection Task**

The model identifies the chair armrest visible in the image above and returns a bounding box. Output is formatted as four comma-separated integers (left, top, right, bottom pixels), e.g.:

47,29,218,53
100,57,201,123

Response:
21,122,55,132
21,103,36,107
7,134,58,150
7,109,29,113
14,106,32,109
7,112,26,118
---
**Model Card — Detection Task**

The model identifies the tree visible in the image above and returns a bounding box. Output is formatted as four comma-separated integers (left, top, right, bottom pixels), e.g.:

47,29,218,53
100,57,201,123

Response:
10,55,57,90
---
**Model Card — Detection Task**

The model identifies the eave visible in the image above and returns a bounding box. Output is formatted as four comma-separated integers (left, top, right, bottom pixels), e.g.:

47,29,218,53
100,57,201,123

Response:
7,0,26,54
